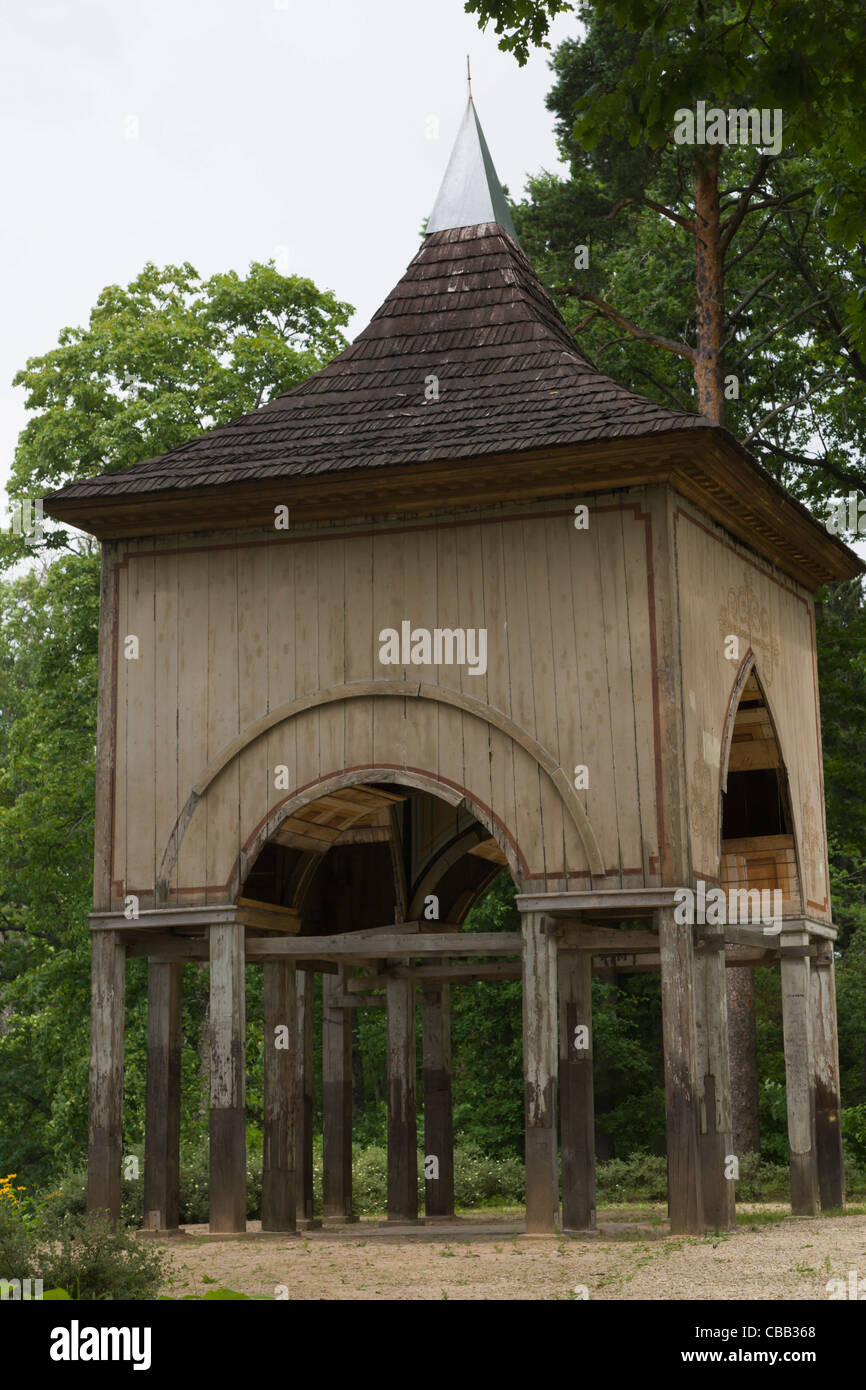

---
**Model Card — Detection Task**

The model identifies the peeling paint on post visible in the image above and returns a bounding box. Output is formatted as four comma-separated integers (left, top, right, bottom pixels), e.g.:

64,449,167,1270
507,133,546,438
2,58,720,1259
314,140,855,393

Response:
558,947,595,1231
262,960,297,1232
209,922,246,1233
386,974,417,1221
781,930,819,1215
521,911,558,1233
811,948,844,1211
422,983,454,1217
694,932,735,1230
295,969,315,1224
143,961,182,1230
658,907,704,1234
323,967,355,1222
87,929,126,1225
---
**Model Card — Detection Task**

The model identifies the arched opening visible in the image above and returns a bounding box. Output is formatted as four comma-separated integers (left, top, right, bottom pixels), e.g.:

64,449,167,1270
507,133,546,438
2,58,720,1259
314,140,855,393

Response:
238,779,513,1227
720,665,802,916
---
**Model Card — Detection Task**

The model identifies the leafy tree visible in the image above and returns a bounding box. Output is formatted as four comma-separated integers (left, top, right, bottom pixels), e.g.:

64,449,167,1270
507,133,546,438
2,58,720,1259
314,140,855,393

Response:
468,0,866,485
3,260,352,567
0,260,353,1181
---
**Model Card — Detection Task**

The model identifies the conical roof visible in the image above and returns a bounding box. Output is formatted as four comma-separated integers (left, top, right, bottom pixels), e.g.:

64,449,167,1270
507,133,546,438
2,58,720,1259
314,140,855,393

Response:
41,102,863,589
49,222,709,504
428,97,518,240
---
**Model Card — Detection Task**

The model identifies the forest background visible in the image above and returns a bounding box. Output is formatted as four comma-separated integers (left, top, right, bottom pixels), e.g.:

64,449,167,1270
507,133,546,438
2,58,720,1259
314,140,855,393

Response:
1,1,865,1207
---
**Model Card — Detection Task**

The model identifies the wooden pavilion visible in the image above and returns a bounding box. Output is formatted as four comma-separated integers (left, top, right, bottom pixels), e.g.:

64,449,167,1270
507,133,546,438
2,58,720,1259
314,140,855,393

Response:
45,96,862,1237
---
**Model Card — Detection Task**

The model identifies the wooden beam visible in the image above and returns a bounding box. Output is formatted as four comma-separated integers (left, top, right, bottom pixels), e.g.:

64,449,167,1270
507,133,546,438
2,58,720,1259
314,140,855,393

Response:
517,888,681,916
811,953,845,1211
694,932,736,1232
262,961,297,1232
143,961,182,1231
251,932,522,958
554,926,659,953
295,969,315,1225
209,923,246,1233
87,930,126,1225
422,985,454,1218
658,907,704,1235
558,950,595,1232
347,961,522,988
322,969,355,1222
236,897,301,933
386,975,418,1221
521,912,559,1233
781,930,819,1216
727,738,780,772
327,992,388,1008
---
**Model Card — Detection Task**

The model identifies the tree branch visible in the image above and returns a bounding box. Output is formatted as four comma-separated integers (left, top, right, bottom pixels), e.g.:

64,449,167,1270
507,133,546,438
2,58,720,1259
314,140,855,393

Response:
719,154,772,252
742,371,841,443
737,294,832,361
605,196,695,233
574,293,695,361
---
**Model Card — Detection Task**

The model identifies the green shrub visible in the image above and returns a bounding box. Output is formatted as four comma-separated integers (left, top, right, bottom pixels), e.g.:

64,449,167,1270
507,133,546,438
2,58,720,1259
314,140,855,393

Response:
349,1145,388,1213
841,1104,866,1163
0,1202,165,1301
595,1153,668,1203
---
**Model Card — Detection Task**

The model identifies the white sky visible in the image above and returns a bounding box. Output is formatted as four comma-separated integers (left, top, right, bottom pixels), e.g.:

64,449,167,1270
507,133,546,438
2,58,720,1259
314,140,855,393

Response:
0,0,575,499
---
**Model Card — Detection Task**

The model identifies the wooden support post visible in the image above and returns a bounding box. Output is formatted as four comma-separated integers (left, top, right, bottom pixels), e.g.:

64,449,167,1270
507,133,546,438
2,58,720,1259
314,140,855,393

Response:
295,968,315,1224
781,930,819,1215
812,952,844,1210
209,923,246,1233
386,974,417,1221
658,907,704,1235
521,911,559,1233
422,984,454,1217
558,948,595,1231
143,961,182,1230
322,967,354,1221
694,934,735,1231
87,930,126,1225
262,961,297,1232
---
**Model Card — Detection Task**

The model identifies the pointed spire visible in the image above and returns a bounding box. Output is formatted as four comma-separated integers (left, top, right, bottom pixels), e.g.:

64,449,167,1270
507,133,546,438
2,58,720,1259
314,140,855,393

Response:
427,97,518,242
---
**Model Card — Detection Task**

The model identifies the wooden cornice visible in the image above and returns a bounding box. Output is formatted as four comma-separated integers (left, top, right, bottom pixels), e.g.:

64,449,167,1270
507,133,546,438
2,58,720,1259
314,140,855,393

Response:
44,428,861,591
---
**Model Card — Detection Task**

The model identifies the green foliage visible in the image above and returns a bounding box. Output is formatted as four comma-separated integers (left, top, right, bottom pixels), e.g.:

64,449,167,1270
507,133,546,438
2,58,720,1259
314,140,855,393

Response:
594,1152,668,1203
0,1203,165,1301
4,260,352,566
0,255,351,1185
841,1104,866,1164
482,2,866,504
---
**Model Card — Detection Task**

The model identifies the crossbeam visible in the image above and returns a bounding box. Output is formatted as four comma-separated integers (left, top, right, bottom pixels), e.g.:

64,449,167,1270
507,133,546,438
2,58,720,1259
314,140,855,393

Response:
252,932,522,958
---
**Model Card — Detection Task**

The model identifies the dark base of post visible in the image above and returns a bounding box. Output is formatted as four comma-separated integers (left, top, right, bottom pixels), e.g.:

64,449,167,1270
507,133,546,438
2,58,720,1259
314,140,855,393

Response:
209,1108,247,1234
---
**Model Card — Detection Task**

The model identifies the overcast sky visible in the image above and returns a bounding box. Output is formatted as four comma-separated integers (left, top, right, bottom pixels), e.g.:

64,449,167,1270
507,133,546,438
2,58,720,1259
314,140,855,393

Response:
0,0,576,499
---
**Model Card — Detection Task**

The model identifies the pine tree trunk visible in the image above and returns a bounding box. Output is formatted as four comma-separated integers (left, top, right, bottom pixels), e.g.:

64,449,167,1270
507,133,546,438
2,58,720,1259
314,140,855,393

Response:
694,147,726,426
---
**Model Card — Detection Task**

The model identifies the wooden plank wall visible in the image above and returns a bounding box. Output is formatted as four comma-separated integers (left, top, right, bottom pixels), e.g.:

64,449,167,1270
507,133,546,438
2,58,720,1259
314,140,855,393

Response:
109,494,661,906
674,500,828,920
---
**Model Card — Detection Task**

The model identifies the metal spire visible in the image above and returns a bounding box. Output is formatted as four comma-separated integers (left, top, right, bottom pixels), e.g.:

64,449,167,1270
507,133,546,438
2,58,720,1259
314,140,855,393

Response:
426,91,518,242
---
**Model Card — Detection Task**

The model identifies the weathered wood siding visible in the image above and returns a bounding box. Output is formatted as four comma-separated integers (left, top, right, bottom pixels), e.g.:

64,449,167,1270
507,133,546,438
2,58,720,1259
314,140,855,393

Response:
674,499,829,921
102,490,678,908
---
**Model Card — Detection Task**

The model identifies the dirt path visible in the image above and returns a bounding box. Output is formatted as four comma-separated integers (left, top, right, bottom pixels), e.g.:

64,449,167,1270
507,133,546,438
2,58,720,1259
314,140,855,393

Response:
154,1206,866,1301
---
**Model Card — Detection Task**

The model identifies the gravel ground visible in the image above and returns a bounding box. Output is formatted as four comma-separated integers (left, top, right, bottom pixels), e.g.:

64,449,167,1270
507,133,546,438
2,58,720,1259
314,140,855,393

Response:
155,1205,866,1301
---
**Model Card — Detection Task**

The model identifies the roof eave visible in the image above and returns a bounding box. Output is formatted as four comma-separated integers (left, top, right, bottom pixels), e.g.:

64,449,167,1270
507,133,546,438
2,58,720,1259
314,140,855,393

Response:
42,428,862,590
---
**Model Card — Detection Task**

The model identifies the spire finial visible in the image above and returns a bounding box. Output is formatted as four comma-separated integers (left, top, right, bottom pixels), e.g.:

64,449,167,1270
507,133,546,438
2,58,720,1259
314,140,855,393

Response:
467,54,472,100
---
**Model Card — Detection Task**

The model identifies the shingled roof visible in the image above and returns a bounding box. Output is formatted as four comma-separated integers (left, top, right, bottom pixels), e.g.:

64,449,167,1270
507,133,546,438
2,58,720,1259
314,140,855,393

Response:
47,98,711,508
39,99,863,590
53,231,710,503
